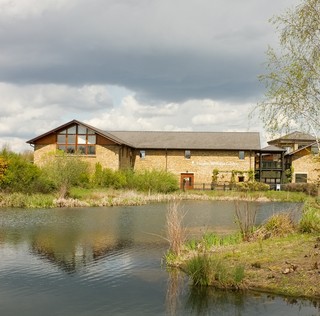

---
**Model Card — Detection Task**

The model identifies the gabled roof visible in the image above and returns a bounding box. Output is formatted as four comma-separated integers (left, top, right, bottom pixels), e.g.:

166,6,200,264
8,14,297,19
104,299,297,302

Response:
109,131,260,150
26,119,261,150
268,131,315,145
26,119,128,146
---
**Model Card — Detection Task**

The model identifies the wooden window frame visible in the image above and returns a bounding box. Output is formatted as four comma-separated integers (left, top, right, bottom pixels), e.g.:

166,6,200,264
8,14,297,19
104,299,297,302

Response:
56,125,96,155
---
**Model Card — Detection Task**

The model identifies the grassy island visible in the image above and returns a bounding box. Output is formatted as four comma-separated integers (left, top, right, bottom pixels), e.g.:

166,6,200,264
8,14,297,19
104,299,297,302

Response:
165,199,320,300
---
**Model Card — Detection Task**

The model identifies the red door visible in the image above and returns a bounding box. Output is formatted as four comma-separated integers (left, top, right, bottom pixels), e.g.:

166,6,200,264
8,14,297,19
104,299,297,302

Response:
180,173,194,190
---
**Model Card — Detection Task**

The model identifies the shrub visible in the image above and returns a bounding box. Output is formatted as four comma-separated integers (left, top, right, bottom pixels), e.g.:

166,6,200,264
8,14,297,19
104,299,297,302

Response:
126,169,179,193
0,148,51,194
41,151,90,198
236,181,270,192
281,183,318,196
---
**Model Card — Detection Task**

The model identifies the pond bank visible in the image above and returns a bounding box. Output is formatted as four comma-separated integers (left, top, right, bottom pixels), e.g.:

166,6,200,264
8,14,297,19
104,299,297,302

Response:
166,199,320,300
0,188,309,208
172,233,320,299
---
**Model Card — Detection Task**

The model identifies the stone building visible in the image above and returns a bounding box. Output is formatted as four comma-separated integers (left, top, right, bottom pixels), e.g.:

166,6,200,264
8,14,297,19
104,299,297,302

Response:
27,120,319,188
27,119,260,189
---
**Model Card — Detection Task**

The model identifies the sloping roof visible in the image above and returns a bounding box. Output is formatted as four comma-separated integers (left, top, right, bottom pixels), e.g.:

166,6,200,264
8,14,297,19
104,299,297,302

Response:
108,131,260,150
268,131,315,145
260,145,286,152
285,141,317,156
26,119,129,146
26,119,261,150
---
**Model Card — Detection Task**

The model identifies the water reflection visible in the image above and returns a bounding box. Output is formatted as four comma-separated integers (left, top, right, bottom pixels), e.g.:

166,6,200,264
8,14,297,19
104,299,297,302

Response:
181,285,320,316
0,201,318,316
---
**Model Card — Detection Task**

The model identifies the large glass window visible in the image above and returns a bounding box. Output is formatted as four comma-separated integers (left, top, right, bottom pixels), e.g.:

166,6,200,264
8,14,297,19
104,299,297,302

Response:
56,125,96,155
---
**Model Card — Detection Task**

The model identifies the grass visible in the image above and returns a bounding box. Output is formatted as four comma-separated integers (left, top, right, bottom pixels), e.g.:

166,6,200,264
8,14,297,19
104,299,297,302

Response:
0,187,312,208
167,202,320,299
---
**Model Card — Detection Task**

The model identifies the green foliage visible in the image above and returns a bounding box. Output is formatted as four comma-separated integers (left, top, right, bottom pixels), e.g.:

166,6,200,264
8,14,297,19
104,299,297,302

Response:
0,192,54,208
128,169,179,193
92,165,178,193
0,148,51,194
41,151,90,198
92,163,127,189
257,0,320,137
211,169,219,183
299,202,320,233
235,181,270,192
185,254,212,286
185,254,245,288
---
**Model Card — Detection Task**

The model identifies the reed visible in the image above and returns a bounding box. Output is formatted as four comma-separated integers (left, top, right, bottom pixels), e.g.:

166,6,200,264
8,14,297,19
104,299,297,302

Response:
234,200,257,241
166,200,186,256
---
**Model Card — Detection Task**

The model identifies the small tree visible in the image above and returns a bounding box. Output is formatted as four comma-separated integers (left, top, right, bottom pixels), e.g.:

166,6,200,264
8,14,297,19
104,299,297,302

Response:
41,151,90,198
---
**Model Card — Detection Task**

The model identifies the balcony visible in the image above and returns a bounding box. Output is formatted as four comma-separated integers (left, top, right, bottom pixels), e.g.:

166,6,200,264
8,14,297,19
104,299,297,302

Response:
261,161,282,170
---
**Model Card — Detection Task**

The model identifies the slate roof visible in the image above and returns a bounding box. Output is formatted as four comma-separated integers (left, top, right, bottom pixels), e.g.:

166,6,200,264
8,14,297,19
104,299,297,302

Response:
260,145,286,152
27,119,261,151
268,131,315,144
108,131,261,150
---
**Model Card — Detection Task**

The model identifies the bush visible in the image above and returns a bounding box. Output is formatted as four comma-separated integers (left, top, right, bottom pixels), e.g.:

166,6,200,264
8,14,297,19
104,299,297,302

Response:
235,181,270,192
0,148,51,194
281,183,318,196
41,151,90,198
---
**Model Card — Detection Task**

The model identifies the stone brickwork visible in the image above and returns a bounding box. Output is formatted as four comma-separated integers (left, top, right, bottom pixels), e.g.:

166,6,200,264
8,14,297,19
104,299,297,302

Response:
292,151,320,183
132,149,255,184
33,144,121,171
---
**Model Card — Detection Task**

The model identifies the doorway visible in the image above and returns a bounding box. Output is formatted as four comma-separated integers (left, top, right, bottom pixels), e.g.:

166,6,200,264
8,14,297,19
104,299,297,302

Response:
180,173,194,190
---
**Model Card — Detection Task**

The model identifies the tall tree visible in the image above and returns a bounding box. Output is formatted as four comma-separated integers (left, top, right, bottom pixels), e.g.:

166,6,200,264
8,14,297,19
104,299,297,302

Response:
258,0,320,144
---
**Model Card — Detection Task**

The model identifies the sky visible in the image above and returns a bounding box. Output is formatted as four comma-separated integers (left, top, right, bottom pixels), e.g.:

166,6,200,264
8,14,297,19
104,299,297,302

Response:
0,0,301,152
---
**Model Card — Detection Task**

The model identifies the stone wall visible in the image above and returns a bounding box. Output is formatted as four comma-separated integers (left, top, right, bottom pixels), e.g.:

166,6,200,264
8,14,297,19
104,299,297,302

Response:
292,150,320,183
33,143,121,171
132,149,255,184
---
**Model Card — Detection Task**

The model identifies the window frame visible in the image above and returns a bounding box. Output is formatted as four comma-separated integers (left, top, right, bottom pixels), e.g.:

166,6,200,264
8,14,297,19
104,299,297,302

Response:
139,150,146,159
184,150,191,159
239,151,245,160
56,124,96,155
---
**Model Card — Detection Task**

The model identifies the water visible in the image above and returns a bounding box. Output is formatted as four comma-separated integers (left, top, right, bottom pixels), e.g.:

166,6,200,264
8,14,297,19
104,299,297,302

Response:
0,201,318,315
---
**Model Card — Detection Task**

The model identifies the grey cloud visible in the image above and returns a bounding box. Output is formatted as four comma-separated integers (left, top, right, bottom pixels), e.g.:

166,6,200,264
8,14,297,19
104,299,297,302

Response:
0,0,299,103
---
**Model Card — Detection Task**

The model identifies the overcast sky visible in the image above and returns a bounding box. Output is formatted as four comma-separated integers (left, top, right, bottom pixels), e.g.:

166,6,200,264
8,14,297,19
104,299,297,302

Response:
0,0,301,152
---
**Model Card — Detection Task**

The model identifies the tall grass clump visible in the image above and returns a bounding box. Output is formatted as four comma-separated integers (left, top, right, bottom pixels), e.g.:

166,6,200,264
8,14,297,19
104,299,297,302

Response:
185,254,212,286
185,254,245,288
166,200,186,256
234,201,257,241
299,202,320,233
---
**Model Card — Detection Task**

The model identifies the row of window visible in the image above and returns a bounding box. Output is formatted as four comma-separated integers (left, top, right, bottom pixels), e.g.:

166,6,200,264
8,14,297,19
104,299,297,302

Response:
56,126,247,160
56,125,96,155
140,150,246,159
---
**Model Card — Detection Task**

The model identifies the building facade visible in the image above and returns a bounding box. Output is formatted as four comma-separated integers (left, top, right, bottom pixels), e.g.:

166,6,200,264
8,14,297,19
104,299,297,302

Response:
27,120,260,189
27,120,320,188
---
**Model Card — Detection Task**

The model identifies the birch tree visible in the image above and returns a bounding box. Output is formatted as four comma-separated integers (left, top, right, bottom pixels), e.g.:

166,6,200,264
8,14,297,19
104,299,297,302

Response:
258,0,320,146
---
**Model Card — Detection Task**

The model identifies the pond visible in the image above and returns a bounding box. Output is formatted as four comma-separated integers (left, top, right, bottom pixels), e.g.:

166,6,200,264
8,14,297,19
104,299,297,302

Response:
0,200,318,315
